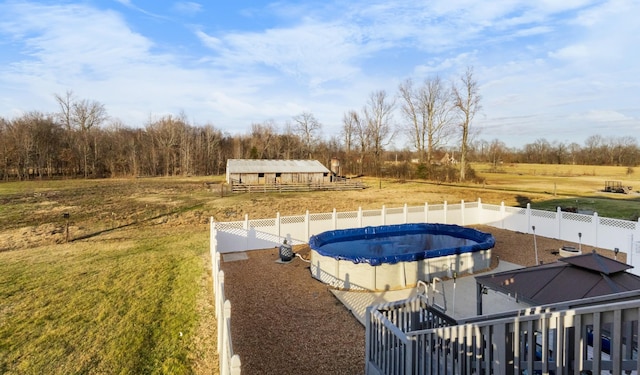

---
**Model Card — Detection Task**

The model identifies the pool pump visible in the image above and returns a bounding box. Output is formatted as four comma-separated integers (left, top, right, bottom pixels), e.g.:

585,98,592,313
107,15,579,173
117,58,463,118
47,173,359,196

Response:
279,240,294,262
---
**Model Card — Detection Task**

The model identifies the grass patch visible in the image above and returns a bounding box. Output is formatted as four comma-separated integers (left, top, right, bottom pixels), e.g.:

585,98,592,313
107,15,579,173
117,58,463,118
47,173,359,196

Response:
0,226,213,374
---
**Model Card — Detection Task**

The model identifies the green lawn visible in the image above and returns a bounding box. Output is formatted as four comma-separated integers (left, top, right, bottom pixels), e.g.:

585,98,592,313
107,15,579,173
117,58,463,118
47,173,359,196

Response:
0,226,214,374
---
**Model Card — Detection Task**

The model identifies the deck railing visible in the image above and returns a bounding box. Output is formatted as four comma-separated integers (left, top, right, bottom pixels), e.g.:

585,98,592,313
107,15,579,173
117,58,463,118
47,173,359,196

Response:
366,291,640,375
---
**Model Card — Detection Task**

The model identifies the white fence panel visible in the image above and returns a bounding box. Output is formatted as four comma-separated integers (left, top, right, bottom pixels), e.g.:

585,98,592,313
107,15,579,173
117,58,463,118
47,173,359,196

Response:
598,216,638,254
530,209,558,239
464,200,482,224
362,209,383,227
425,204,446,224
309,212,334,237
336,210,359,229
559,211,594,245
407,205,426,223
446,203,464,225
479,203,504,227
214,222,250,253
279,215,306,242
502,206,528,233
385,206,405,225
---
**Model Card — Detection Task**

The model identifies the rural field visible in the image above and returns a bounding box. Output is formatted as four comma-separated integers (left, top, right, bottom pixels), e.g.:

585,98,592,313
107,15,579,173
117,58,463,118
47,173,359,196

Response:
1,163,640,374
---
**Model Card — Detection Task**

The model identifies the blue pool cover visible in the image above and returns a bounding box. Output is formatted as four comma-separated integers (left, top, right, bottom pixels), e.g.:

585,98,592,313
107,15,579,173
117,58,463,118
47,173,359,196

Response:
309,223,495,266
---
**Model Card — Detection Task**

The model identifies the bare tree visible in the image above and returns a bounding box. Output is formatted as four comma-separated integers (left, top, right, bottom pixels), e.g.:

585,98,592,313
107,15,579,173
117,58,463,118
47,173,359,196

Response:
398,77,452,163
249,120,278,159
292,112,322,159
452,67,481,181
341,110,359,174
363,90,395,173
54,91,108,177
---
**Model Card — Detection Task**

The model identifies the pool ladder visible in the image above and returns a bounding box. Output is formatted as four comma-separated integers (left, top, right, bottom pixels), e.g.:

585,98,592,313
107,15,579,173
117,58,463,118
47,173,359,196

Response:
417,278,447,313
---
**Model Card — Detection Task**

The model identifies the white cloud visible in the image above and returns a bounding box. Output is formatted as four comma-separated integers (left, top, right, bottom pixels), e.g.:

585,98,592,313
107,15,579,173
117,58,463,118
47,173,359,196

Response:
173,2,202,16
0,0,638,148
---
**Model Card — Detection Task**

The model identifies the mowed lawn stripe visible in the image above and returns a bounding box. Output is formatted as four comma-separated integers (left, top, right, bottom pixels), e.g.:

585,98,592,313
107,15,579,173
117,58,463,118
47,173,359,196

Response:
0,227,209,374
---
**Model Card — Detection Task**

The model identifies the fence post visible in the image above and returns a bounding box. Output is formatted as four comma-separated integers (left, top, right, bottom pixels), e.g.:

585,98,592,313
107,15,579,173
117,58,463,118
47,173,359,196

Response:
217,271,225,354
230,355,242,375
214,253,220,303
305,210,310,241
556,206,562,239
404,203,408,224
222,300,232,372
593,212,599,248
382,205,386,225
276,212,281,240
333,208,337,230
527,203,532,234
477,198,482,224
444,201,448,224
358,207,363,228
500,202,506,229
425,202,429,223
461,200,465,226
244,214,249,250
210,216,215,257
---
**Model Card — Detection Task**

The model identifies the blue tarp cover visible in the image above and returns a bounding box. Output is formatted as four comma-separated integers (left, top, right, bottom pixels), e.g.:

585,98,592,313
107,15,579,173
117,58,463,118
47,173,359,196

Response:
309,223,495,266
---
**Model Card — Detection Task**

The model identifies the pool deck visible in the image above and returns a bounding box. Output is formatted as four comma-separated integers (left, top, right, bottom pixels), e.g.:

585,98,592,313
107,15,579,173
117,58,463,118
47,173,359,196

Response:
331,260,526,325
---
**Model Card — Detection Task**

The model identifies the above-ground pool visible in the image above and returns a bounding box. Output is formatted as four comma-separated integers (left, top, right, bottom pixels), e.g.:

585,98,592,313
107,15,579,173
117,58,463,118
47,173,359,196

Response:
308,223,495,291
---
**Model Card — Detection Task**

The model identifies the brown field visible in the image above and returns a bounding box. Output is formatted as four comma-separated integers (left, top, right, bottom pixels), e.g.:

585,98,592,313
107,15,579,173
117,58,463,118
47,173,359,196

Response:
1,163,639,374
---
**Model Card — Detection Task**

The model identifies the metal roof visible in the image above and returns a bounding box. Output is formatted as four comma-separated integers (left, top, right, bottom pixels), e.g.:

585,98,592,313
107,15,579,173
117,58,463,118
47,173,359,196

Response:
226,159,330,174
476,252,640,306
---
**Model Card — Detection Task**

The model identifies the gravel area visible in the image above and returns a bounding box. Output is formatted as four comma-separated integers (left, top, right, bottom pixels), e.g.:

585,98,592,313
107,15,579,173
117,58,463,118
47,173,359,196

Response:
221,226,624,375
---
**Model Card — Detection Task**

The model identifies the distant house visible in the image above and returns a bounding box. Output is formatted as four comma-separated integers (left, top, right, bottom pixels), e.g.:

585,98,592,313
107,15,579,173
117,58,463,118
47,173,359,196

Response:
225,159,331,185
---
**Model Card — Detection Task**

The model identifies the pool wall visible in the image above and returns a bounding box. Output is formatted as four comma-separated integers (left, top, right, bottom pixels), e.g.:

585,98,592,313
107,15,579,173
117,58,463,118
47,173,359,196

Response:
309,223,493,291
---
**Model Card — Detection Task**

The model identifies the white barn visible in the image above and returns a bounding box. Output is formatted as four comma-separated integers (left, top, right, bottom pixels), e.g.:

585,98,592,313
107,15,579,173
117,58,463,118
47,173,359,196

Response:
225,159,331,185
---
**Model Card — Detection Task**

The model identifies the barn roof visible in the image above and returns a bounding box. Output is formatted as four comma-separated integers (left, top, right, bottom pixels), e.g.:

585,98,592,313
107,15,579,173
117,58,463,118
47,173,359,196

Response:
475,252,640,306
226,159,330,174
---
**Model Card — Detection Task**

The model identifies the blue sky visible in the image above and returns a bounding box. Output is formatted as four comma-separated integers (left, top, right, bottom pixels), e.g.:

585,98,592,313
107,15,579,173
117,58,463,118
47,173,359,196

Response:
0,0,638,149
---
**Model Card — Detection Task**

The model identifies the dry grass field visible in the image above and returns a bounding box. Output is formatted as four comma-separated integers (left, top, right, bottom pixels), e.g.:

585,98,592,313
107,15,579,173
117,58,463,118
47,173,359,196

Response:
1,163,640,374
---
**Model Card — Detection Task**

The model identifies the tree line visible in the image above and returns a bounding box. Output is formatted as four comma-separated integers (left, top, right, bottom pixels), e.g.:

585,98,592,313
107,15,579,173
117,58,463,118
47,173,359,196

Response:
1,68,639,182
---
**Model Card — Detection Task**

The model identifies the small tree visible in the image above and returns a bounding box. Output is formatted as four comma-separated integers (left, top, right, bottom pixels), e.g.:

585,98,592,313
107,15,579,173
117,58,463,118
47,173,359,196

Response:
452,67,480,182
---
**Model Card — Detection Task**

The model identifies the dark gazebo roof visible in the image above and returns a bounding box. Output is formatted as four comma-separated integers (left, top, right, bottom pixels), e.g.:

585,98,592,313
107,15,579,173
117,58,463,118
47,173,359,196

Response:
475,252,640,306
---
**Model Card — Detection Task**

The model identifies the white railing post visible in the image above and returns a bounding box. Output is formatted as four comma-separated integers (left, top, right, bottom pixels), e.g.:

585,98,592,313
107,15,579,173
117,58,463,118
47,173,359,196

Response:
500,202,506,229
381,205,386,225
404,203,408,224
461,200,465,225
477,198,482,224
358,207,363,228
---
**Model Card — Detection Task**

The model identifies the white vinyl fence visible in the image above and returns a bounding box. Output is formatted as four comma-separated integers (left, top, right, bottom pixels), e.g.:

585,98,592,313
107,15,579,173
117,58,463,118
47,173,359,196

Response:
209,199,640,374
210,219,241,375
